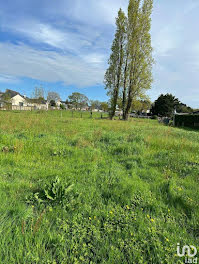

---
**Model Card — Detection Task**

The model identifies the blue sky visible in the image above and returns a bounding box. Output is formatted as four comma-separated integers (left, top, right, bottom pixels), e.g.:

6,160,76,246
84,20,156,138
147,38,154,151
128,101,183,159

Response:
0,0,198,107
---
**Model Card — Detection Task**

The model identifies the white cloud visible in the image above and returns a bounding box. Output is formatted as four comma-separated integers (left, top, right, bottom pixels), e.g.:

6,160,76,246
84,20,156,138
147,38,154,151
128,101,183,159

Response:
57,0,129,26
0,42,105,87
2,21,93,53
0,74,20,84
81,53,106,64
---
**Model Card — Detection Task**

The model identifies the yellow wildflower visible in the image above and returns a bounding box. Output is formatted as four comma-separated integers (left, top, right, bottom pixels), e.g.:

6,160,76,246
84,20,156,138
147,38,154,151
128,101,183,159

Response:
150,218,155,222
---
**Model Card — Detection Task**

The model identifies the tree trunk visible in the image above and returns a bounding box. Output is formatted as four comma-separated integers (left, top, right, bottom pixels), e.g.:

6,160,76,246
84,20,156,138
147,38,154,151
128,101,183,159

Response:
122,53,129,120
123,89,132,120
123,64,134,120
110,88,119,120
110,43,123,120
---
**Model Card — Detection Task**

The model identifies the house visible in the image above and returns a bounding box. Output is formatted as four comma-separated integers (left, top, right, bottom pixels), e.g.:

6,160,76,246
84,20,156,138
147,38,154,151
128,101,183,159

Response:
3,89,30,109
81,106,90,111
115,110,123,117
27,98,48,110
11,94,29,107
60,101,68,109
140,109,151,116
0,89,49,110
91,108,100,112
56,100,62,108
56,100,68,109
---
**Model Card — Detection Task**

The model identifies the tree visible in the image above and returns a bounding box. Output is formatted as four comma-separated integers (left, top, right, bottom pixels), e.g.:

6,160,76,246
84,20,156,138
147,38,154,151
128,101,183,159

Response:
105,0,154,120
47,92,60,102
100,102,109,112
64,99,72,109
123,0,154,120
68,92,88,110
60,104,66,110
32,86,45,99
50,100,56,107
132,98,151,112
151,94,179,117
175,103,193,113
104,8,127,119
90,100,101,110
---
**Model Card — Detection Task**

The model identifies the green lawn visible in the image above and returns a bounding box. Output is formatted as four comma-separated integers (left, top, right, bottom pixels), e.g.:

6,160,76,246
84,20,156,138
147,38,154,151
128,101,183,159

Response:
0,110,198,264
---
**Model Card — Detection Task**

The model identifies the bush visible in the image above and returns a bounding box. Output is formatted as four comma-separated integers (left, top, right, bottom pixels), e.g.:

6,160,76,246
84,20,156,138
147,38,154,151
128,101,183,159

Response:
151,115,158,120
175,114,199,129
60,104,65,110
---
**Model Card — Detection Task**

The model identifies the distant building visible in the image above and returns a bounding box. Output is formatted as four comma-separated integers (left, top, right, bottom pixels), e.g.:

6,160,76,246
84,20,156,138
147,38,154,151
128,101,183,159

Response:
0,89,49,110
11,94,28,107
56,100,68,109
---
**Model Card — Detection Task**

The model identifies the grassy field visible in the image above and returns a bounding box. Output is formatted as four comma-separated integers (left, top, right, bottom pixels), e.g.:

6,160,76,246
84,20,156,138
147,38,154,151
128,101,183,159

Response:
0,110,198,264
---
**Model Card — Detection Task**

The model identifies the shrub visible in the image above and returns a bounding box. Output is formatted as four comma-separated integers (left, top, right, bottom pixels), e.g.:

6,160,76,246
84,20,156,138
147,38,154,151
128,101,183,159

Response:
151,115,158,120
175,114,199,129
60,104,65,110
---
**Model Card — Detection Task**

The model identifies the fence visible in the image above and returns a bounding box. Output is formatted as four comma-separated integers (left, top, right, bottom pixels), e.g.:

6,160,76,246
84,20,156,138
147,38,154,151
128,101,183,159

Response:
0,105,46,111
11,106,34,111
69,110,109,119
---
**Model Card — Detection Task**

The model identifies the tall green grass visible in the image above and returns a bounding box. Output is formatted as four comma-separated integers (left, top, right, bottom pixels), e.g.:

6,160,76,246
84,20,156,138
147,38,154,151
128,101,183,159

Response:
0,110,198,263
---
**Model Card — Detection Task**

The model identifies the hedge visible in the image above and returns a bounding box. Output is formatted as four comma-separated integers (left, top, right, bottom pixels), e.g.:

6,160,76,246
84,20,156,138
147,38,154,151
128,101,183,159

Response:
174,114,199,129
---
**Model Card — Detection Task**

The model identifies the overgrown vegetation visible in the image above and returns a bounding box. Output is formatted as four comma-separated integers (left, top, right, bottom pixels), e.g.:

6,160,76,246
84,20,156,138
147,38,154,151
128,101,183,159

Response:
175,114,199,129
0,110,198,263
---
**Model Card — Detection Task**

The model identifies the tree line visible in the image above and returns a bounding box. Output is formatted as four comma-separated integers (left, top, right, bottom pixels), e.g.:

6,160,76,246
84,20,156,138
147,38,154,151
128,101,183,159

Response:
31,86,109,111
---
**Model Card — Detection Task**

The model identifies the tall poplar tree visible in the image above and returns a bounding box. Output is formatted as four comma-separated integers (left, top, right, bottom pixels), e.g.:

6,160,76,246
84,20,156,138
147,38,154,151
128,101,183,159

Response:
123,0,153,120
105,0,153,120
104,8,127,119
